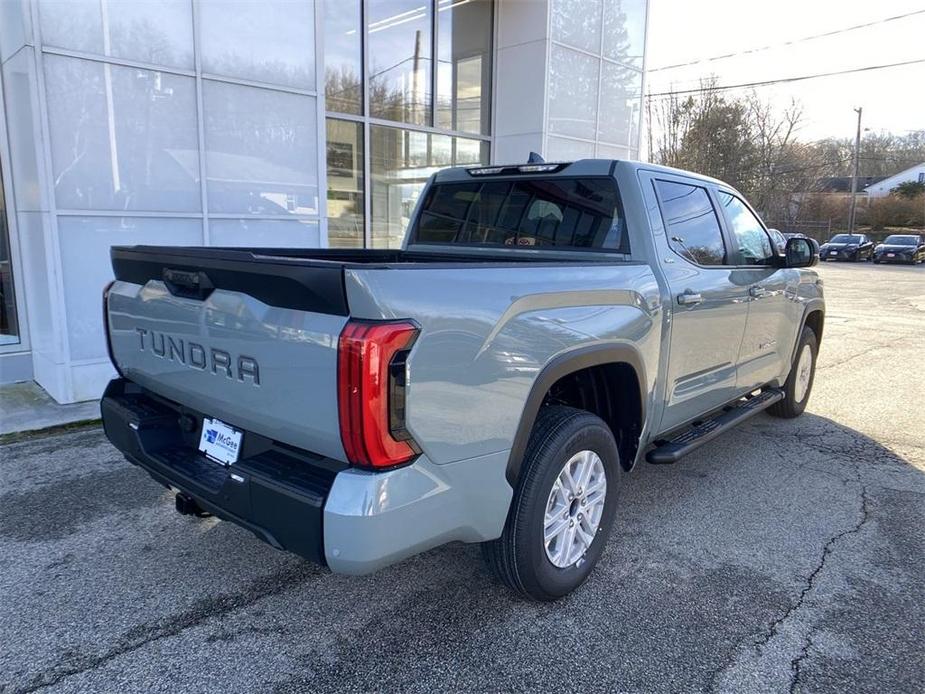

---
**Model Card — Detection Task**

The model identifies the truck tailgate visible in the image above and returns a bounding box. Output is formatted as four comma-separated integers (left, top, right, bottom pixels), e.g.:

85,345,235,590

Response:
107,247,349,461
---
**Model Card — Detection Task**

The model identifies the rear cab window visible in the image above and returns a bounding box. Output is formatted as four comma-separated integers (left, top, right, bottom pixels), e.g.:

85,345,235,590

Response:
411,177,629,253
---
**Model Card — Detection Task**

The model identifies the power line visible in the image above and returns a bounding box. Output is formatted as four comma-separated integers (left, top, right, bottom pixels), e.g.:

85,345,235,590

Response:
644,58,925,98
649,8,925,72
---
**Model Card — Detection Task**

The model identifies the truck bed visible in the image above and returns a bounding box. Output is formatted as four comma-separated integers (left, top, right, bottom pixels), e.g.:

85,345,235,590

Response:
112,245,593,316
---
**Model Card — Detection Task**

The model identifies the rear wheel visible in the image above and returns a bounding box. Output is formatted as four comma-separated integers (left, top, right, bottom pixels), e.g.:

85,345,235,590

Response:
482,406,621,601
768,326,818,418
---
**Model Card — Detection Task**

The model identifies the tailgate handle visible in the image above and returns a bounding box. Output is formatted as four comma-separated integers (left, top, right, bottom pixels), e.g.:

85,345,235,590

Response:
163,268,215,301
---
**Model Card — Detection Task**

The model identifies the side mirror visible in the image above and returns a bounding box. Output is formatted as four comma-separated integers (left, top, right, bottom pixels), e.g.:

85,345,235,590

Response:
785,237,817,268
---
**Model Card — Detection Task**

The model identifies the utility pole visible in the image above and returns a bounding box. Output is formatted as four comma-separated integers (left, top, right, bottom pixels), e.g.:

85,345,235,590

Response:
847,107,863,234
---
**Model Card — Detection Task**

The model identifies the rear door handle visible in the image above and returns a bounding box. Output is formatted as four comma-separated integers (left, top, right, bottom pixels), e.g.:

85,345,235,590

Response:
677,291,703,306
749,285,769,299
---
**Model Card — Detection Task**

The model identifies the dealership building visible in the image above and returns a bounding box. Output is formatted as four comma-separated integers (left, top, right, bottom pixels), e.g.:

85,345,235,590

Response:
0,0,648,402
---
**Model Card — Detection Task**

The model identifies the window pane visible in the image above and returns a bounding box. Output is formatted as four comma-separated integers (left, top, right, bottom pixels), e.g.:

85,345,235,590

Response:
717,192,773,265
413,178,627,251
199,0,316,89
368,0,432,126
57,216,202,360
551,0,602,53
44,55,200,212
437,0,492,135
370,125,487,248
603,0,647,68
326,119,364,248
547,136,595,161
203,80,318,215
596,143,631,159
324,0,362,114
548,45,599,140
39,0,194,69
598,62,642,147
209,218,320,247
0,164,19,344
655,180,726,265
455,138,489,166
2,50,43,211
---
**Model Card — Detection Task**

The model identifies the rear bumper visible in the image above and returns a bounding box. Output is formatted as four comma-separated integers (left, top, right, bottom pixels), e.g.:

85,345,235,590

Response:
101,379,341,565
101,379,512,574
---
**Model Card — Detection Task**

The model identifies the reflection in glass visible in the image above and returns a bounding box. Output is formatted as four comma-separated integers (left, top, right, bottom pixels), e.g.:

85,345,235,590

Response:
656,180,726,266
717,192,773,264
548,45,599,140
326,119,365,248
370,125,487,248
210,218,320,247
39,0,195,68
436,0,492,135
551,0,602,54
203,80,318,216
0,164,19,345
324,0,362,114
368,0,432,126
2,50,43,211
603,0,647,67
546,136,594,161
596,142,631,160
57,216,201,360
44,54,200,212
598,62,642,146
199,0,316,89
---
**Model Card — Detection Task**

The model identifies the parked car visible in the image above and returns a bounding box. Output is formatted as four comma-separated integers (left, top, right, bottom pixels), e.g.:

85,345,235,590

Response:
100,159,823,600
872,234,925,264
818,233,875,261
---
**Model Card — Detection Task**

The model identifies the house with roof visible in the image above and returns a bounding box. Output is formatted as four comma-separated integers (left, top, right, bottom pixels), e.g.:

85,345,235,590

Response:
864,162,925,198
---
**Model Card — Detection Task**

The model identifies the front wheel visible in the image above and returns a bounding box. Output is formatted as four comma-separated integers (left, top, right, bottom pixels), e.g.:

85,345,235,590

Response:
482,406,621,601
768,326,818,418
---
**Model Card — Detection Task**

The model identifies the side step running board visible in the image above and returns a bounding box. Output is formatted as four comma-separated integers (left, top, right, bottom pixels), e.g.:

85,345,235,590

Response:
646,388,784,464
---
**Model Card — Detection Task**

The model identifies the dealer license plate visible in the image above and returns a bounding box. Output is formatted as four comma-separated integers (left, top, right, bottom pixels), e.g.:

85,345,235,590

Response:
198,417,243,465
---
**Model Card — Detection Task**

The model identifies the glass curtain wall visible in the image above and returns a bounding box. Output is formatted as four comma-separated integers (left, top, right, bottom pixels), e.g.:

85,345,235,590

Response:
324,0,492,248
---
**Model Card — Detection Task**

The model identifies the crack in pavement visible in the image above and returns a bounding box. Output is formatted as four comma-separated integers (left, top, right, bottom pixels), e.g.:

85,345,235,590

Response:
788,630,815,694
709,431,874,693
816,335,908,372
13,563,320,694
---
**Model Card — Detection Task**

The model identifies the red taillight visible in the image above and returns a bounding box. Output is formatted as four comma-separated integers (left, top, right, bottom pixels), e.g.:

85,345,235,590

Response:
103,280,124,377
338,319,420,469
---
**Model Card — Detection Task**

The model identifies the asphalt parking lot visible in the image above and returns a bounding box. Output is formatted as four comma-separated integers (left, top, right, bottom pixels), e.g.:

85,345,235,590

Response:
2,262,923,694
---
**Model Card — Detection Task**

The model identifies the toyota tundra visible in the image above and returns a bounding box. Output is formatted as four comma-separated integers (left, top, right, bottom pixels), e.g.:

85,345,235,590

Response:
101,159,823,600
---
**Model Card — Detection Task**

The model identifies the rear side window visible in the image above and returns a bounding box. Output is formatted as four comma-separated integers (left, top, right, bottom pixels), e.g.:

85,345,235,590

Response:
654,180,726,265
413,178,628,252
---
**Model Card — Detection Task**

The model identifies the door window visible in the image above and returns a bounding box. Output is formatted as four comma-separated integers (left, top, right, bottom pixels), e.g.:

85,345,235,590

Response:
654,180,726,265
716,191,774,265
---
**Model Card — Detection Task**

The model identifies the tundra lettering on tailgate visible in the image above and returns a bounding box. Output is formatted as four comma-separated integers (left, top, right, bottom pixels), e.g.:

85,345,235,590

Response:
135,327,260,385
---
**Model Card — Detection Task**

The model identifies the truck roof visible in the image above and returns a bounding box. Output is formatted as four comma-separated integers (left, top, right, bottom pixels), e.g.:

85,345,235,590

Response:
432,158,728,188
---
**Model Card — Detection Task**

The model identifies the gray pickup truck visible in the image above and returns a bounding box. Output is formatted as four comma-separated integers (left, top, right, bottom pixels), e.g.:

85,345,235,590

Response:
101,159,823,600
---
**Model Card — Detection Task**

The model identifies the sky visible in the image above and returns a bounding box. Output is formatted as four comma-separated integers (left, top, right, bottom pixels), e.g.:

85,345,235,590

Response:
644,0,925,142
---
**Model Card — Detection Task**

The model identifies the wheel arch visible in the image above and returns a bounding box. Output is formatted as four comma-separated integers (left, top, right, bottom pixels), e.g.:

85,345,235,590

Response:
505,343,648,486
792,301,825,364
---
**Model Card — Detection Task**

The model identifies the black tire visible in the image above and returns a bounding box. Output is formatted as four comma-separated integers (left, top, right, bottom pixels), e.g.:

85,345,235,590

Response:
768,326,818,418
482,406,621,601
